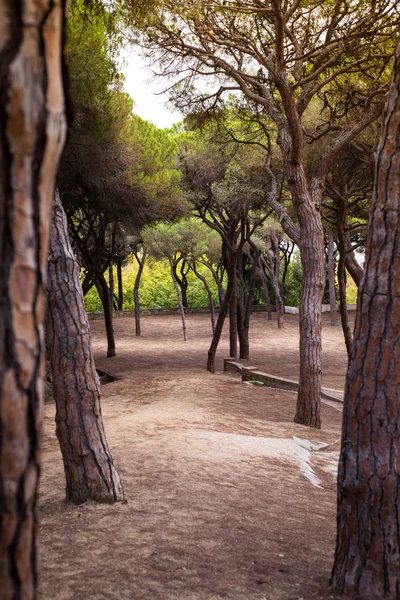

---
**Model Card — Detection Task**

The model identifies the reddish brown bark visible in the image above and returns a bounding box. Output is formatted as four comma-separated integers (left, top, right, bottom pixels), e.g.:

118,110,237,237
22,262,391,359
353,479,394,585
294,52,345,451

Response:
331,42,400,599
0,2,67,597
46,192,125,505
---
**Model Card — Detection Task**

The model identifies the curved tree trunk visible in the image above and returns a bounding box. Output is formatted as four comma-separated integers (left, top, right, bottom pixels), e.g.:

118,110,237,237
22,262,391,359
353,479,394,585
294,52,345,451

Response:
0,3,67,598
331,44,400,598
280,153,324,429
327,235,337,326
96,274,116,358
170,260,187,341
133,250,147,337
344,245,363,287
46,192,125,505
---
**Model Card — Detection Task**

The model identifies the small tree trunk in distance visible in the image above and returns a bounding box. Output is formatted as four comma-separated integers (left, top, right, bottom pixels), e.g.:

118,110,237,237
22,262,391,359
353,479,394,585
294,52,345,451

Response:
96,274,116,357
133,250,147,337
238,251,258,359
258,264,272,320
191,261,216,334
117,259,124,310
201,259,225,306
229,262,238,359
109,262,115,310
337,202,353,357
170,260,187,341
0,3,67,598
344,243,363,287
331,42,400,599
207,259,236,372
46,192,125,504
327,235,337,326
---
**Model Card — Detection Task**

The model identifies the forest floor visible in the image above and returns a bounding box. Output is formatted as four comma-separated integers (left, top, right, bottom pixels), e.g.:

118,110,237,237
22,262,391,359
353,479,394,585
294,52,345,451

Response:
39,311,354,600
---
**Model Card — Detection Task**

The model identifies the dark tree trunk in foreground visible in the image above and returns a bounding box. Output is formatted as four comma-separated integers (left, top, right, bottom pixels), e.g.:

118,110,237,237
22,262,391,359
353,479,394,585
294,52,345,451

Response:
133,251,146,337
0,2,67,597
96,273,116,357
327,235,337,326
46,193,125,505
331,43,400,599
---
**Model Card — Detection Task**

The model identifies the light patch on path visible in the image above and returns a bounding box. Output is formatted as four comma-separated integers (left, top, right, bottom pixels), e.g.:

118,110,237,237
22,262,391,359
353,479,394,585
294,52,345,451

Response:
177,430,326,489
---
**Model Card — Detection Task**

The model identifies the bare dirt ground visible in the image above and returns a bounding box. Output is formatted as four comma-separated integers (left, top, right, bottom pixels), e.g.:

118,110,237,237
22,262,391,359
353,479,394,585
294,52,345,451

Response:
39,312,354,600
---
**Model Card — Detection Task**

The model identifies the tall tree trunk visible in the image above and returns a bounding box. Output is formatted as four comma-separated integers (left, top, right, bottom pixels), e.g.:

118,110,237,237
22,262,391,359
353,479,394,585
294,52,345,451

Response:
191,262,216,334
46,192,125,505
229,261,238,359
0,3,67,598
117,259,124,311
258,264,272,320
280,152,324,429
170,260,187,341
133,250,146,337
331,43,400,599
96,274,116,358
327,235,337,326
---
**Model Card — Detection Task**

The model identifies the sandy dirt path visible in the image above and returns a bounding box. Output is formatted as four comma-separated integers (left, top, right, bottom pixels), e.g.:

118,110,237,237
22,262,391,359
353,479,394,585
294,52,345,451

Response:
39,313,351,600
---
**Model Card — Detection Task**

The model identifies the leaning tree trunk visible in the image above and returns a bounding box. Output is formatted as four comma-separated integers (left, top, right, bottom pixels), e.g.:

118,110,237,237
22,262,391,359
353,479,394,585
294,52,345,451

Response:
95,273,116,358
46,192,125,505
133,250,146,337
327,235,337,326
170,260,187,341
0,2,67,598
207,258,236,372
331,42,400,599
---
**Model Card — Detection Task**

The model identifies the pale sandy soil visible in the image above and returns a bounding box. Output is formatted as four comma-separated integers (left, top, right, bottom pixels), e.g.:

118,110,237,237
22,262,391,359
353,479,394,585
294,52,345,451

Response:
39,312,353,600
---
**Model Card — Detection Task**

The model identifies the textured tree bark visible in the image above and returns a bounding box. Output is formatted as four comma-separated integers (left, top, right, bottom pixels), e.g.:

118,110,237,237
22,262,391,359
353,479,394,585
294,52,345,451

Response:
331,42,400,599
95,274,116,358
277,123,325,428
170,260,187,341
0,2,67,598
46,192,125,505
133,251,146,337
327,236,337,326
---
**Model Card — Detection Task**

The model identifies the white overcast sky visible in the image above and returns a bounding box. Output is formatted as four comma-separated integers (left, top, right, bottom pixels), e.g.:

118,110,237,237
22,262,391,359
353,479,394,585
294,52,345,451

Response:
120,46,183,129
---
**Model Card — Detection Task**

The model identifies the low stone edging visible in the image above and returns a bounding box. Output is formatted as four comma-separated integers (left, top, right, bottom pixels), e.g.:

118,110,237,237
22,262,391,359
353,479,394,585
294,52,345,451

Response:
223,358,344,404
